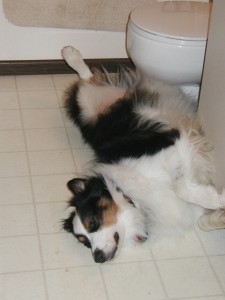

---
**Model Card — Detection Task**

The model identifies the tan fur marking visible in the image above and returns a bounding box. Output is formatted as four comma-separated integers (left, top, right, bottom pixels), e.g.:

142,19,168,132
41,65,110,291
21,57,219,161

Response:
83,218,90,230
101,198,119,227
98,197,110,209
77,236,86,243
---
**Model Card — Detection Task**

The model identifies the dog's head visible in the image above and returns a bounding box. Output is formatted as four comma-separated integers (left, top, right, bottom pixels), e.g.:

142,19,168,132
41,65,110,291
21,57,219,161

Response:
63,176,147,263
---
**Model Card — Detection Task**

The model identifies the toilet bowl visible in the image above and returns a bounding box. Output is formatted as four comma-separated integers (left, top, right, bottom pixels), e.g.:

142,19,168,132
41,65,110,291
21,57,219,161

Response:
127,1,212,97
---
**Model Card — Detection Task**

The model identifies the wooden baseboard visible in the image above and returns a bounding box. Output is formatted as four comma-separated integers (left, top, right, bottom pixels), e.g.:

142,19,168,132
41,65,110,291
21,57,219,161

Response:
0,58,134,75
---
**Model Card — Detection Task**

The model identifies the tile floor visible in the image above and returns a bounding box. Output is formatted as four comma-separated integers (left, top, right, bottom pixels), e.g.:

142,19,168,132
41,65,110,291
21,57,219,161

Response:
0,74,225,300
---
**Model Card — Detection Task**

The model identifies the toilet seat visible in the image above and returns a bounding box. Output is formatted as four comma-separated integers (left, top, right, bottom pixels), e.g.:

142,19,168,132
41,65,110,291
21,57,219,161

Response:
129,1,211,42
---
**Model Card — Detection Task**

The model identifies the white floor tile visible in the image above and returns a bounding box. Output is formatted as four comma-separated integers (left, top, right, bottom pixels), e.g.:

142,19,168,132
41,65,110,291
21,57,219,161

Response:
16,75,54,91
0,236,42,273
0,110,22,130
22,108,64,129
28,150,75,175
0,152,29,177
0,130,25,152
0,177,33,205
151,230,205,260
53,74,77,90
0,204,37,237
157,257,222,298
36,202,68,234
56,90,65,107
0,76,16,91
46,267,107,300
31,174,73,203
67,127,87,148
25,128,70,151
19,90,59,109
196,227,225,255
102,262,166,300
210,256,225,291
40,233,95,269
112,241,152,264
0,91,19,109
72,148,94,174
184,297,225,300
61,109,74,127
0,271,46,300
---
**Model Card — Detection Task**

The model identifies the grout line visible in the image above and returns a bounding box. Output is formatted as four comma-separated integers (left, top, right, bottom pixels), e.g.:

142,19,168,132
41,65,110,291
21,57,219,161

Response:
0,147,88,153
0,171,77,180
15,75,50,300
165,294,225,300
194,227,225,294
0,200,68,206
52,74,80,176
150,247,169,299
1,264,98,276
0,126,70,131
99,265,111,300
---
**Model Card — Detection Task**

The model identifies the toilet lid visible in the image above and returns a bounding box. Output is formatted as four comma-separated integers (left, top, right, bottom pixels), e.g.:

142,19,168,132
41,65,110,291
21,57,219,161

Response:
129,1,212,41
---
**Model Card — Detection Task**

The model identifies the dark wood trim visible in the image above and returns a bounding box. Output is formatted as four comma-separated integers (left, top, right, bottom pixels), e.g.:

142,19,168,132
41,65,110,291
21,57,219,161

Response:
0,58,134,76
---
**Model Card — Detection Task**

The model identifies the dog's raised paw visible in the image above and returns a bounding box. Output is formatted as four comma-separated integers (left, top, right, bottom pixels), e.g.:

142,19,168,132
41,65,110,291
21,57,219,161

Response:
61,46,92,80
61,46,83,64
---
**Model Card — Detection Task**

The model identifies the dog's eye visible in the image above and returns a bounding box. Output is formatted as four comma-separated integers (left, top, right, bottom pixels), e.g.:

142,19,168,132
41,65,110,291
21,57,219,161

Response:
89,217,99,232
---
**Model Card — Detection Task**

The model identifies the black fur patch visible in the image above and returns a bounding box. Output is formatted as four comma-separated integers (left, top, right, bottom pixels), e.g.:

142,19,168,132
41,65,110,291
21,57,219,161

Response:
67,176,113,233
62,211,76,233
65,83,180,163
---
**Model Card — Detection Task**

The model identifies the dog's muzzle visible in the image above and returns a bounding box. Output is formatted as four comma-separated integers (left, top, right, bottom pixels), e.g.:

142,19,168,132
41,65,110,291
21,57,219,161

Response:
93,247,117,263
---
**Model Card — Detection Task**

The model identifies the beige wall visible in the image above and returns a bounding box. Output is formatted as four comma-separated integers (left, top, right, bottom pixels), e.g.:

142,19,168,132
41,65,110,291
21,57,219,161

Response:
199,0,225,189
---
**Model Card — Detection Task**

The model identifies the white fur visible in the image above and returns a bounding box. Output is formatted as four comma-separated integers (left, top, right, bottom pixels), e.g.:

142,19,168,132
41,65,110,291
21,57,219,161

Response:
96,132,225,240
77,83,125,123
61,46,93,80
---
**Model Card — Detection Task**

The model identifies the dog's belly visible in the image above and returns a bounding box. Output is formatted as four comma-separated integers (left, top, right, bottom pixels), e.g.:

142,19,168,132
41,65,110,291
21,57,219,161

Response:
100,136,206,235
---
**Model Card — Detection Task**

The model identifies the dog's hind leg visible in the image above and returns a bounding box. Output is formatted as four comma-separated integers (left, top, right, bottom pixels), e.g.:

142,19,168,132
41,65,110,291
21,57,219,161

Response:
198,209,225,231
61,46,93,81
175,180,225,210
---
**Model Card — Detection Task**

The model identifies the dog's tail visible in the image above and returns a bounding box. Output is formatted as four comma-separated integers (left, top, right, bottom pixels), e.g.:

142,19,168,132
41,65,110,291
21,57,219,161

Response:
61,46,93,81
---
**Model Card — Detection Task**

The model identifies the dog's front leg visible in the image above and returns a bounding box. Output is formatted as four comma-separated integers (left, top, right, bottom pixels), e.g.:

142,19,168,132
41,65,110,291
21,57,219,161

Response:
175,179,225,210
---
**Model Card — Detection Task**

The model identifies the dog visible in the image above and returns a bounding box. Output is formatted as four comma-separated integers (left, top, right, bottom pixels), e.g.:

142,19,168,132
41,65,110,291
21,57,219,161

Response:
61,46,225,263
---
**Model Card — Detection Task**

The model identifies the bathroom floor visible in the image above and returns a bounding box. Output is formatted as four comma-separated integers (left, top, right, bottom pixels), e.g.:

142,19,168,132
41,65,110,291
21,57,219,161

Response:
0,74,225,300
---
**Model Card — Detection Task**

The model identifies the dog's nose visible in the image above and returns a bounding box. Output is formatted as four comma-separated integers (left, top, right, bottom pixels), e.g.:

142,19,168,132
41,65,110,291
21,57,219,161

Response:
93,249,106,263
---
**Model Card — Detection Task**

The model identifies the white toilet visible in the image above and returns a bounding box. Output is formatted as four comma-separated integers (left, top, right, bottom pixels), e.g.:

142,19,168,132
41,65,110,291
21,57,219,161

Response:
127,1,212,98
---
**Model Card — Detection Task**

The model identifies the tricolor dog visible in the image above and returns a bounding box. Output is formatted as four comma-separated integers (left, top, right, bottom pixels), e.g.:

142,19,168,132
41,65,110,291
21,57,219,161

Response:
61,46,225,263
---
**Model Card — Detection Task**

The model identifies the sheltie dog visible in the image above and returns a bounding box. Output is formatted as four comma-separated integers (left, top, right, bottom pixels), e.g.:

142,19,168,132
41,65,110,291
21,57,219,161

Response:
61,46,225,263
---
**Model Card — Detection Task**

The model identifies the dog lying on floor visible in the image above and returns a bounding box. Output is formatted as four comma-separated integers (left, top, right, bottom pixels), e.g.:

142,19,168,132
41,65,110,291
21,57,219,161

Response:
61,46,225,263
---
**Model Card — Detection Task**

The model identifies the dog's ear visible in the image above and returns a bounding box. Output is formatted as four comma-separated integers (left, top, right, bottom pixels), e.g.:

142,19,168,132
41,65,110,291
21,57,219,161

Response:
67,178,86,195
62,211,76,233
